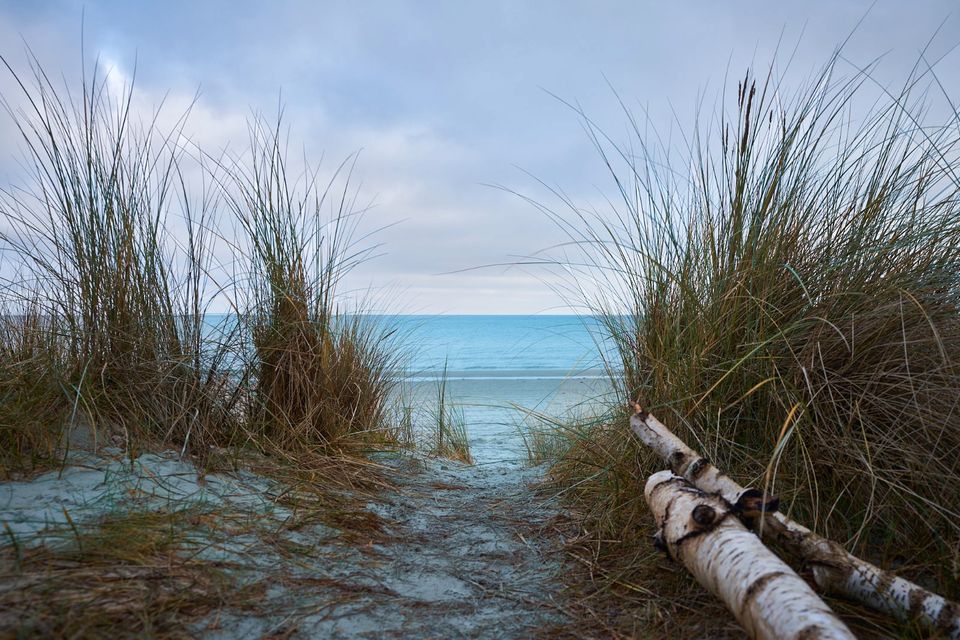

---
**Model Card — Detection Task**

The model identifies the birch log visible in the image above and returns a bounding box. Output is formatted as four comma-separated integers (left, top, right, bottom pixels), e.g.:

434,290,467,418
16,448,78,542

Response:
631,405,960,639
645,470,856,640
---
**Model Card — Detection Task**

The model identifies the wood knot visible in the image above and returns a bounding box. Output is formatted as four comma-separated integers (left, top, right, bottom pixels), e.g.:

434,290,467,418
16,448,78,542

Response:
687,456,711,480
733,489,780,519
669,450,687,468
691,504,716,527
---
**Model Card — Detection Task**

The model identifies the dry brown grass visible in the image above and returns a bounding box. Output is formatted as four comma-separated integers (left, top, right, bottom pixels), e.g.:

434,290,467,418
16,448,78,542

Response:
0,509,250,639
0,50,246,472
0,51,427,637
247,447,400,545
217,116,407,459
0,307,69,478
0,448,410,638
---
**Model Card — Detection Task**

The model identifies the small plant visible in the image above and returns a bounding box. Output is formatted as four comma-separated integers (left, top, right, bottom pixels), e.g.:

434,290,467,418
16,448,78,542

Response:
390,385,417,449
426,363,472,464
517,404,604,467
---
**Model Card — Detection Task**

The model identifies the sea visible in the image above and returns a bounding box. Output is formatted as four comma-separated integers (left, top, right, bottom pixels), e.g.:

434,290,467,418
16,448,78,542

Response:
205,314,618,464
392,315,616,464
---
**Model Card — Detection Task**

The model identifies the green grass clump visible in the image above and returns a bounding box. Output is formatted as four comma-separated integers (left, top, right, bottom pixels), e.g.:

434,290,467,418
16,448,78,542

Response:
388,363,473,464
518,404,602,467
0,306,69,477
0,52,236,469
537,55,960,636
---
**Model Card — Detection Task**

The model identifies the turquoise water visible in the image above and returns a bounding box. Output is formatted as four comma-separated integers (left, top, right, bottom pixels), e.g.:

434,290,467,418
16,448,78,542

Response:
393,316,616,464
203,314,617,463
394,315,610,376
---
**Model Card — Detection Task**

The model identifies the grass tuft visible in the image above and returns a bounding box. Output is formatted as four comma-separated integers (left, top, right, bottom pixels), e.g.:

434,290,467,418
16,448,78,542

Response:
0,50,242,469
221,116,404,455
425,363,472,464
0,305,69,477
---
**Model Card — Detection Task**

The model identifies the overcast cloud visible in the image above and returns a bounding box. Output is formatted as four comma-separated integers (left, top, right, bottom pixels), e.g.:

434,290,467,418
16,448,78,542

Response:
1,1,958,313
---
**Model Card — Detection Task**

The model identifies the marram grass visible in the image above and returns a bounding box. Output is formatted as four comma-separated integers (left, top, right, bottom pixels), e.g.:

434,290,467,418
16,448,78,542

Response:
0,52,428,475
221,116,405,455
534,57,960,637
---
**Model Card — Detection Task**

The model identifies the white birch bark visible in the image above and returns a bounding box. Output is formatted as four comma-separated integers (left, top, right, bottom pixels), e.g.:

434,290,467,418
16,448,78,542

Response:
631,406,960,639
645,470,856,640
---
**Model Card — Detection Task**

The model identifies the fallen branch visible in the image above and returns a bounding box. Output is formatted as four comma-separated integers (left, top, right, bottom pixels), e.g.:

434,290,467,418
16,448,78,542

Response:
645,470,855,639
630,405,960,639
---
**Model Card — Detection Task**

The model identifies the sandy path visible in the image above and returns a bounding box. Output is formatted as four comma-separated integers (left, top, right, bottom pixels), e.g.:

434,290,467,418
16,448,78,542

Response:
1,452,571,638
204,457,571,639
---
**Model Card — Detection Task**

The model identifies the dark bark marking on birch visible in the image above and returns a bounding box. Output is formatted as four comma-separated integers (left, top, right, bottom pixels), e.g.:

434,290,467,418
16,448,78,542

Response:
659,495,675,561
652,529,668,554
733,488,780,518
740,571,787,616
691,504,716,526
649,476,680,497
688,456,710,480
674,512,733,549
669,449,687,469
908,587,928,620
796,624,827,639
678,484,704,497
663,496,675,526
657,496,677,527
875,567,894,596
810,559,853,586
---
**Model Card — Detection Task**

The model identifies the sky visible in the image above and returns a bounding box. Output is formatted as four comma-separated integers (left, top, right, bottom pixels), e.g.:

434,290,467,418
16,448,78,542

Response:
0,1,958,314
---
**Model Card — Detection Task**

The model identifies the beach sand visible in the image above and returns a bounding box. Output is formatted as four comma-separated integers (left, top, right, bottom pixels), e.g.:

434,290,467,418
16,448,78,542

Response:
0,362,604,636
1,448,573,638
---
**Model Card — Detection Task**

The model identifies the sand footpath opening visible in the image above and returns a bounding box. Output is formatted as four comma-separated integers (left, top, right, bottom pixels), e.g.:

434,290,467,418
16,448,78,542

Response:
1,451,571,638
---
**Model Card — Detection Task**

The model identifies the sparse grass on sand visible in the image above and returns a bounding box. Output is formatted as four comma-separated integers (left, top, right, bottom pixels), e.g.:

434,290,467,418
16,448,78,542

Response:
529,53,960,637
0,447,404,638
1,508,242,638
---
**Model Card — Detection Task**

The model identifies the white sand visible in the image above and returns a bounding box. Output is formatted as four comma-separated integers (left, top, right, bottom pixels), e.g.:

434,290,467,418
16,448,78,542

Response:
198,457,570,638
1,450,571,638
1,450,290,544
